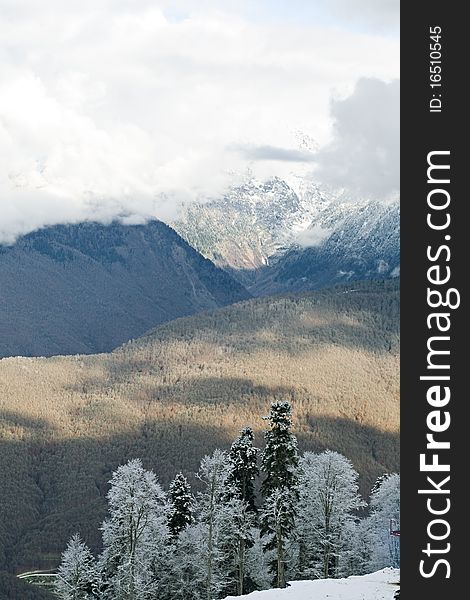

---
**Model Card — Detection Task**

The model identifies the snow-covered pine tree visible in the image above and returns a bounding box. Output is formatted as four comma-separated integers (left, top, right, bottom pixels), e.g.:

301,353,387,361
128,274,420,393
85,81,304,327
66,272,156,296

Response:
261,401,299,497
223,426,259,596
365,473,400,571
168,472,193,539
260,401,299,588
226,427,259,512
296,450,365,579
97,459,168,600
55,533,97,600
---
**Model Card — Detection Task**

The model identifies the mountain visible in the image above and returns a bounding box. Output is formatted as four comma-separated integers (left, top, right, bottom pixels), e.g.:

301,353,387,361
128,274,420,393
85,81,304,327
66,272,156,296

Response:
0,220,250,358
0,279,399,575
172,178,399,293
252,199,400,295
173,177,328,282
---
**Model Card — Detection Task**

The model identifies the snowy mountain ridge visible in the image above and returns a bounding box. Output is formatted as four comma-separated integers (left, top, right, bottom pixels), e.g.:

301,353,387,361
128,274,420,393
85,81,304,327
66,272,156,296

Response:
173,176,399,293
173,177,329,272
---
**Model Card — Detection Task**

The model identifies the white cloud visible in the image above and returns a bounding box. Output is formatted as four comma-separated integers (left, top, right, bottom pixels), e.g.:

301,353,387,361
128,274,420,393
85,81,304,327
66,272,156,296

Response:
296,224,332,248
0,1,399,243
312,78,400,201
327,0,399,31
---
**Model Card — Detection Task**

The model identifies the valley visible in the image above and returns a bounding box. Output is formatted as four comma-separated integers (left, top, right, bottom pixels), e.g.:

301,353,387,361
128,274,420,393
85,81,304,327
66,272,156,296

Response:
0,280,399,578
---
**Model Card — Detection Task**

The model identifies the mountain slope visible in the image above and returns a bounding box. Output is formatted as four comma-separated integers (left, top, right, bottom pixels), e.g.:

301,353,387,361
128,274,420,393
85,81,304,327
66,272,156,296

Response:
173,178,399,293
0,220,250,358
173,178,327,278
0,279,399,574
253,200,400,295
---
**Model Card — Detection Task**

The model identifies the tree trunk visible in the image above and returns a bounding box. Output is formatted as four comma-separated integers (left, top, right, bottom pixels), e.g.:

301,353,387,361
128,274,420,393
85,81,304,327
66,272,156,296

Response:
238,537,245,596
277,524,285,588
207,516,213,600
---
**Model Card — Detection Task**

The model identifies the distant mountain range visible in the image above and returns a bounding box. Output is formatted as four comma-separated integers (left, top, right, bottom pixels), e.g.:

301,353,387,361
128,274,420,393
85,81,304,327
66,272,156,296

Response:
0,177,399,359
0,221,250,358
173,177,399,293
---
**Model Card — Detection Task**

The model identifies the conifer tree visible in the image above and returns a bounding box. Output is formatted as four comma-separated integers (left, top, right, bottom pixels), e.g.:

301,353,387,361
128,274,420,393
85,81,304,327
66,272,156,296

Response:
261,402,299,497
219,497,256,597
260,401,299,588
223,427,259,595
168,472,193,539
226,427,259,512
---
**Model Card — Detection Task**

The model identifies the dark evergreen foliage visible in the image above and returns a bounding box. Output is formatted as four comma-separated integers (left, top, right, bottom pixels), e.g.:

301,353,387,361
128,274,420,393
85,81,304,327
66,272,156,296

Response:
260,401,300,588
226,427,259,512
167,473,193,539
261,401,299,497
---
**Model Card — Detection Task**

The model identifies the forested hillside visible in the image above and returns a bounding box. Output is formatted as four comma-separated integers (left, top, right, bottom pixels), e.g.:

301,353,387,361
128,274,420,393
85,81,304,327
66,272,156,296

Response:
0,280,399,578
0,220,250,358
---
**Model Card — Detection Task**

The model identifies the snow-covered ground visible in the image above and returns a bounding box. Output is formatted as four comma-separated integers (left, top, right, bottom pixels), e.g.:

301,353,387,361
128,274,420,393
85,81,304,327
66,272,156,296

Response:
224,569,400,600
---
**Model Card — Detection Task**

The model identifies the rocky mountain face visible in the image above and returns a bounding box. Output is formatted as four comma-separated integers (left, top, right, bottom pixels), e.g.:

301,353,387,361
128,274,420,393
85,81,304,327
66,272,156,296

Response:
0,220,250,358
173,178,399,294
173,177,328,275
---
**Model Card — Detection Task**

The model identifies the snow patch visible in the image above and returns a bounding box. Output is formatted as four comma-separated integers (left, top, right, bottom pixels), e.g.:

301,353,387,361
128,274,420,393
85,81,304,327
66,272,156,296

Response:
224,568,400,600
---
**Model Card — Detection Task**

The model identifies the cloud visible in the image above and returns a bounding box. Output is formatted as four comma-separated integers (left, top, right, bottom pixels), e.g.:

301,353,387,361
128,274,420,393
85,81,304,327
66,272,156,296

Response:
312,78,399,201
296,224,332,248
230,144,316,163
0,2,398,243
327,0,399,31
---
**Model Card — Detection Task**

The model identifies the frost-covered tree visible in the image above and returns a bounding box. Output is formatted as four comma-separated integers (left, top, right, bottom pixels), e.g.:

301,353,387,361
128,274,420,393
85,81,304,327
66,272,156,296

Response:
365,473,400,570
195,449,232,600
97,459,168,600
261,402,299,498
226,427,259,512
260,402,299,588
296,451,365,579
162,523,208,600
56,534,97,600
221,427,259,596
244,529,271,592
260,488,297,589
337,517,372,577
218,497,257,597
168,472,193,539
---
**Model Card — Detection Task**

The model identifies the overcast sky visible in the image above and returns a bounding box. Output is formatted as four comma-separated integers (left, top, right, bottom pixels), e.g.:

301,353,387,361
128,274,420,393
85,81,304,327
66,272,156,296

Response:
0,0,399,243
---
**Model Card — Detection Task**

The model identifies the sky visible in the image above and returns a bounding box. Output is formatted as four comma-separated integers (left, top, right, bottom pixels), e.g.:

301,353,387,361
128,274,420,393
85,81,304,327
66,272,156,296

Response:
0,0,399,243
